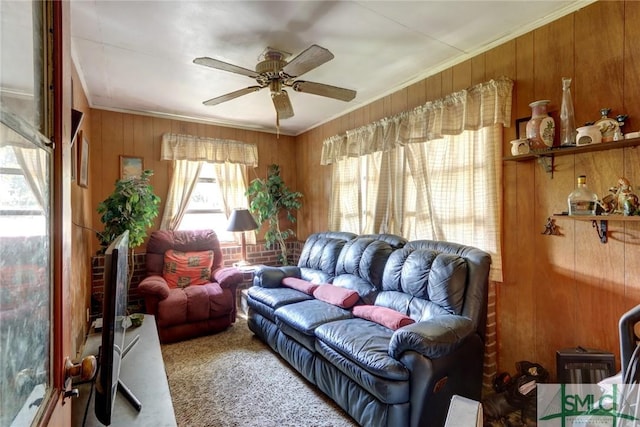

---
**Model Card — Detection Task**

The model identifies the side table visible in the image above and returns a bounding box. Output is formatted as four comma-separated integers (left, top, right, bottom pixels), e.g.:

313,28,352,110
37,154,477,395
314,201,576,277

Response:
235,265,261,319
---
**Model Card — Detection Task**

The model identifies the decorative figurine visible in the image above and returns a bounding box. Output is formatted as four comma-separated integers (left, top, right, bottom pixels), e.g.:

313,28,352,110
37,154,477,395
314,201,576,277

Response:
605,177,639,215
541,217,561,236
615,114,628,141
596,108,619,142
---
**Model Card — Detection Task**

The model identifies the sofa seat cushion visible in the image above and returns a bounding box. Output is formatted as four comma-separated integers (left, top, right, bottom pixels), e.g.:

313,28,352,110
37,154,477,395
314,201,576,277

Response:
156,283,232,328
315,338,410,405
275,299,353,336
315,318,409,382
248,286,312,311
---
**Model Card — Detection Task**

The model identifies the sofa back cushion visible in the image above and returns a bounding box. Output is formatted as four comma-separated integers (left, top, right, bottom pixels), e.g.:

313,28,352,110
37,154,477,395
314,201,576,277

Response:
359,233,408,250
332,237,395,304
404,240,491,334
146,230,223,275
297,232,356,282
163,249,214,289
379,246,468,321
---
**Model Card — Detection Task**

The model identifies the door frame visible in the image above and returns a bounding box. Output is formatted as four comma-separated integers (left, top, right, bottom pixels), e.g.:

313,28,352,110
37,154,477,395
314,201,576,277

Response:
37,1,73,425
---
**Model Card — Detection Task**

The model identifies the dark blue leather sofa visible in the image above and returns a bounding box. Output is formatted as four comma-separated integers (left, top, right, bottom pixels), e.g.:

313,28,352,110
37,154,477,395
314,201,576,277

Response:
246,232,491,427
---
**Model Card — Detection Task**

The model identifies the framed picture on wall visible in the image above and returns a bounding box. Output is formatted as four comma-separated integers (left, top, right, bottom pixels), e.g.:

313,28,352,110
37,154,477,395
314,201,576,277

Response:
78,134,89,188
120,156,143,180
71,130,79,182
515,116,530,140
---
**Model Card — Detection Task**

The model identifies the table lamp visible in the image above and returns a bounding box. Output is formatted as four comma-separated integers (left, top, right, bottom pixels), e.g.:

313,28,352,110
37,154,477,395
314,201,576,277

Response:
226,208,259,266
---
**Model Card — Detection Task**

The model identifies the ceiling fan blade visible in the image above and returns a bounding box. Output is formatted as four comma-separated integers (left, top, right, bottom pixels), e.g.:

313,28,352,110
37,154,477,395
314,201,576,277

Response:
292,80,356,102
194,57,258,78
203,86,262,106
272,90,294,119
282,44,334,78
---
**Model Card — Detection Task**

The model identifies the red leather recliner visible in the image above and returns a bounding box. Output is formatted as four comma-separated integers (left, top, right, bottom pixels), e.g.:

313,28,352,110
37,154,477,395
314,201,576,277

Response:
138,229,243,343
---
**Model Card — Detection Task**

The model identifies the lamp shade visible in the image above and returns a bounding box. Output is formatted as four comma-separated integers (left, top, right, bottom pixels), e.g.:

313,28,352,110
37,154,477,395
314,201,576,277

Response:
227,209,258,232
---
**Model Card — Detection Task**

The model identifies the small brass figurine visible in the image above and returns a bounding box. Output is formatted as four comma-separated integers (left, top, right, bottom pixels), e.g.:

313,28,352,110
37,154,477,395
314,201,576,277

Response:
542,217,561,236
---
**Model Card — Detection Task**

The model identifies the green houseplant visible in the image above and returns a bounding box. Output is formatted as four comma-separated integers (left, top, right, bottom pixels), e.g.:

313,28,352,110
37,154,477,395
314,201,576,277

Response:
97,169,160,252
246,164,302,265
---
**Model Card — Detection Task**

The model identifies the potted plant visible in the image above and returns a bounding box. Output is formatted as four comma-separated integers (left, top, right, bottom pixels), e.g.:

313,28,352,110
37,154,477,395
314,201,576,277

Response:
97,169,160,254
246,164,302,265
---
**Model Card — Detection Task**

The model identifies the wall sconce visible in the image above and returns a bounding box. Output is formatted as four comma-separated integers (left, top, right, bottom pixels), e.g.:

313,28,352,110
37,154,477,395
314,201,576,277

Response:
226,208,258,267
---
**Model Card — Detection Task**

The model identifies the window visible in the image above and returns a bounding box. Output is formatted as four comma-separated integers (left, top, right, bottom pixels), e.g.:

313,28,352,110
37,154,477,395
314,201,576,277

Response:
177,163,233,241
0,147,46,237
1,2,53,422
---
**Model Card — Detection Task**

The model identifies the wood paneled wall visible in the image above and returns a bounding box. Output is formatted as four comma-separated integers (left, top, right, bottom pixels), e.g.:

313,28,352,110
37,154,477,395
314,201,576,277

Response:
87,111,297,256
296,1,640,377
70,67,93,356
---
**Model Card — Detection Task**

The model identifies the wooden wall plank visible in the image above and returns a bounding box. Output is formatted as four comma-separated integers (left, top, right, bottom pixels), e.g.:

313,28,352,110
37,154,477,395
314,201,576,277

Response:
407,80,426,110
452,59,472,92
575,1,625,128
624,0,640,131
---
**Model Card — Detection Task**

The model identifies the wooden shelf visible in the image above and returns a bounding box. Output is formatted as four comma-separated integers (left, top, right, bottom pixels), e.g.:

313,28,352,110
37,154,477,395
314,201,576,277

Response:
551,214,640,243
552,214,640,222
503,136,640,162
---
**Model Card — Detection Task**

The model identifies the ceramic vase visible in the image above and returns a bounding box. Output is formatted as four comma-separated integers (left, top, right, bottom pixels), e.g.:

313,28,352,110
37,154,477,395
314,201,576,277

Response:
526,100,555,149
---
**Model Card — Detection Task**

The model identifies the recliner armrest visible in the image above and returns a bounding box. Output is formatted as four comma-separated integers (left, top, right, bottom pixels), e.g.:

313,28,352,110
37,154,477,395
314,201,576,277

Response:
213,267,243,288
388,315,474,360
138,275,170,300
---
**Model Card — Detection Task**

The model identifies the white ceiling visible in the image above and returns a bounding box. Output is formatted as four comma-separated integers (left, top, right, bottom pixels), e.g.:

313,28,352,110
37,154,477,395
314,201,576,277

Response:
70,0,593,136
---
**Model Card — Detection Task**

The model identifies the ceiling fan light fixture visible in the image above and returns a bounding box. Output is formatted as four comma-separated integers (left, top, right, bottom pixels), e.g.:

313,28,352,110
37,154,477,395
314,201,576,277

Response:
195,44,357,131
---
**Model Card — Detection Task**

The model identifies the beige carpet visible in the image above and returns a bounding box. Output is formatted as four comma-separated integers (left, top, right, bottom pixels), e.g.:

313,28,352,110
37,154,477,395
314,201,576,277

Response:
161,318,358,427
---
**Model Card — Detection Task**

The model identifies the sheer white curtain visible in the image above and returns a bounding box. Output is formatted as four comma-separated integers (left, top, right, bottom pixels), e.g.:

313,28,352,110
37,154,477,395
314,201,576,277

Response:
12,144,48,210
213,162,255,244
323,77,512,281
160,134,258,243
160,160,201,230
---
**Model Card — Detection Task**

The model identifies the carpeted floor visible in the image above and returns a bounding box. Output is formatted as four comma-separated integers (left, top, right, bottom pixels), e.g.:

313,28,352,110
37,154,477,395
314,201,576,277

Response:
161,318,358,427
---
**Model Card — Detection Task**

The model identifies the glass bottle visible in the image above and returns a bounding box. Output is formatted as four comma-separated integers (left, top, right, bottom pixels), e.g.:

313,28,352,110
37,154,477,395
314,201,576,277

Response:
568,175,598,216
560,77,576,146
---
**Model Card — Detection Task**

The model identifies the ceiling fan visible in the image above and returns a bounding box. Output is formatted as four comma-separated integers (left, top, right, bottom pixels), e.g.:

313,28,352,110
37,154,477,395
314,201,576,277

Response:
193,44,357,124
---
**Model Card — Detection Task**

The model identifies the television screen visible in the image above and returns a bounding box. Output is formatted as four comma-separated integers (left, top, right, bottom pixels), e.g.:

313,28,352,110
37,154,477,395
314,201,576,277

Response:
95,230,129,425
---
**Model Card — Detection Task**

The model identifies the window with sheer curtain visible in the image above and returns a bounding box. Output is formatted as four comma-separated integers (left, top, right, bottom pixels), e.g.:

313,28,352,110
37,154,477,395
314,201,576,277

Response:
322,77,512,282
160,133,258,244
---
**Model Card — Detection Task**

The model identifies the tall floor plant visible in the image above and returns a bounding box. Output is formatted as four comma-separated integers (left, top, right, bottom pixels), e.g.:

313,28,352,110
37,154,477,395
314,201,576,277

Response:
246,164,302,265
97,169,160,286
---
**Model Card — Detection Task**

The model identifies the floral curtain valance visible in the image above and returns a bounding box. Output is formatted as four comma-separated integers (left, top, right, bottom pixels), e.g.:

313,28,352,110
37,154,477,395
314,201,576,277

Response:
321,77,513,165
161,133,258,167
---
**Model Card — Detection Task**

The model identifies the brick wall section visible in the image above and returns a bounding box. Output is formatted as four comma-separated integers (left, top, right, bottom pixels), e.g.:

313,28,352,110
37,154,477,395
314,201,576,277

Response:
483,281,498,396
91,251,147,318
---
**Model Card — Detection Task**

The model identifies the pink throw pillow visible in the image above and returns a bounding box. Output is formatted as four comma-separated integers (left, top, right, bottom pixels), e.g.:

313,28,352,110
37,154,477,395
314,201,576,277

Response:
313,285,359,309
352,305,415,330
282,277,319,295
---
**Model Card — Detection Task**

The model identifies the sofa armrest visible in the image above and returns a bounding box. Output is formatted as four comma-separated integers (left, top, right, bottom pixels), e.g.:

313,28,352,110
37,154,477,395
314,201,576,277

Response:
252,266,301,288
213,267,243,289
388,315,474,360
138,275,170,300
